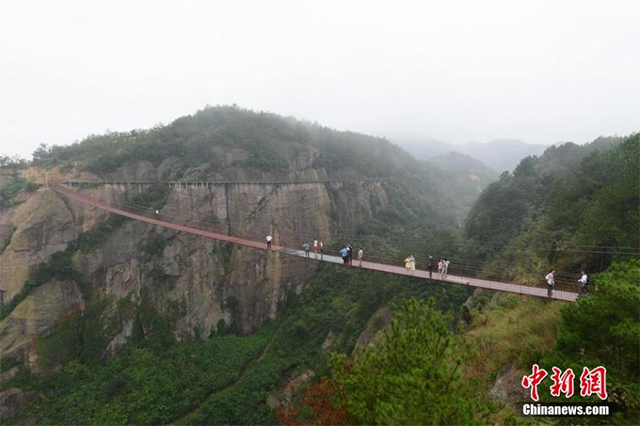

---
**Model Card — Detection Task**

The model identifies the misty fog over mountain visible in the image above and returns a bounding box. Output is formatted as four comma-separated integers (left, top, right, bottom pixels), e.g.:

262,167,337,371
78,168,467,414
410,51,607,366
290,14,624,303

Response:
394,137,548,172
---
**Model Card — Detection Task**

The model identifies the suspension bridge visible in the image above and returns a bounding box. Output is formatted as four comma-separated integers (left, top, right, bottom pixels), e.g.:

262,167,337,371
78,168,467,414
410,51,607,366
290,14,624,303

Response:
50,184,580,302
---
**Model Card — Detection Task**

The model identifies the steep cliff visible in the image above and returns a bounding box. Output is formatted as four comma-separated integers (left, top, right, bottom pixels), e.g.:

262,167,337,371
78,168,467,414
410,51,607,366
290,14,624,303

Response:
0,106,476,369
1,179,392,367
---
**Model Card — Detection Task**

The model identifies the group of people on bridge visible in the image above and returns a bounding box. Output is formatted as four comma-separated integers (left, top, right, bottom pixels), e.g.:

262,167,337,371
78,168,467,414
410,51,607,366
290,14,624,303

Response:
266,234,590,297
403,255,450,279
424,256,450,279
338,244,364,266
303,240,325,259
546,269,590,297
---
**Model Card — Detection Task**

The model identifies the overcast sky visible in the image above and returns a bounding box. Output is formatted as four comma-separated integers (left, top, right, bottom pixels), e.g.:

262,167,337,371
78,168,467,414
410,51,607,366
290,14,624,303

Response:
1,0,638,159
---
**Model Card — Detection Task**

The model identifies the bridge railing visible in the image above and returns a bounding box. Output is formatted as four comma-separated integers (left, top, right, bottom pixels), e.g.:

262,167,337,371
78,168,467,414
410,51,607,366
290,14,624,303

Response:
90,193,584,295
50,184,596,299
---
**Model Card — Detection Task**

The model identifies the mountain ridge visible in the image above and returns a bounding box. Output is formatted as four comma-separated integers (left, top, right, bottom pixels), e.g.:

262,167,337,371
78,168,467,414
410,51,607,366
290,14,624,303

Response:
394,136,549,172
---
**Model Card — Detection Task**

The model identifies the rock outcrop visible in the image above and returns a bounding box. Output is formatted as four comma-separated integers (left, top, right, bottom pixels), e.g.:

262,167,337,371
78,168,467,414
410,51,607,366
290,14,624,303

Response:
0,388,38,421
1,160,391,366
0,279,84,366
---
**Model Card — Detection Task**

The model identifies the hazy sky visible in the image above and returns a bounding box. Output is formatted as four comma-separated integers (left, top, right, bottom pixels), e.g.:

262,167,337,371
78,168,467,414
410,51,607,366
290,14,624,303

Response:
1,0,639,159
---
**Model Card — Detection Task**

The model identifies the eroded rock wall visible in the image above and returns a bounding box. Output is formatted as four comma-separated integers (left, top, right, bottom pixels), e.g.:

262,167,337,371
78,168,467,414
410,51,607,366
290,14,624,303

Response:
0,172,389,365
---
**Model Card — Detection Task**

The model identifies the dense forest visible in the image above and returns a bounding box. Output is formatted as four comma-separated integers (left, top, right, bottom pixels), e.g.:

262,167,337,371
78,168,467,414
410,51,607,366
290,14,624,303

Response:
277,134,640,424
1,108,638,424
464,134,639,284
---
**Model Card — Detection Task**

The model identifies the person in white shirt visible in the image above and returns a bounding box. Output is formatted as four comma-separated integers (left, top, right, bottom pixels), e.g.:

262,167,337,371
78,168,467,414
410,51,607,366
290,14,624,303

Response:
578,271,588,295
546,270,555,297
266,234,273,251
357,248,364,267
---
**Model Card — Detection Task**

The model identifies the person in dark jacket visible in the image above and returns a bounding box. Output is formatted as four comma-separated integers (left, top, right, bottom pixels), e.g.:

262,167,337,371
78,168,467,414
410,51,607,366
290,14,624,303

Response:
427,255,434,279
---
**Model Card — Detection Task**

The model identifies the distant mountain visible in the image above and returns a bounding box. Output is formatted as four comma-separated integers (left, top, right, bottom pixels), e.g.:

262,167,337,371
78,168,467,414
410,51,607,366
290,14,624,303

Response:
427,152,499,218
391,136,456,160
458,139,547,173
393,137,548,173
430,152,498,185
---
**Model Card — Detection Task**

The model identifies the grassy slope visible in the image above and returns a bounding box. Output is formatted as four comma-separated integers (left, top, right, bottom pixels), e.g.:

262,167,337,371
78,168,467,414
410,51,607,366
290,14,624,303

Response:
464,294,564,383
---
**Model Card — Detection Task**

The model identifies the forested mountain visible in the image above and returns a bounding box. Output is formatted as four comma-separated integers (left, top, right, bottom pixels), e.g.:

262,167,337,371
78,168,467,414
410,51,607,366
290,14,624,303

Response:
427,152,499,218
278,134,640,424
465,134,638,282
29,105,486,232
1,108,637,425
0,106,484,424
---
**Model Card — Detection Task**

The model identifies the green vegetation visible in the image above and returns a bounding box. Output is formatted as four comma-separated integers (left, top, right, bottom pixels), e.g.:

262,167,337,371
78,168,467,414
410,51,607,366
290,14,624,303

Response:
123,183,172,211
283,260,639,425
27,105,487,237
74,215,126,254
5,322,276,425
3,263,470,425
541,259,640,423
464,294,564,382
329,298,499,425
0,174,38,209
180,266,469,425
0,155,28,169
30,107,302,173
4,104,637,425
464,134,639,282
35,299,117,369
0,250,90,321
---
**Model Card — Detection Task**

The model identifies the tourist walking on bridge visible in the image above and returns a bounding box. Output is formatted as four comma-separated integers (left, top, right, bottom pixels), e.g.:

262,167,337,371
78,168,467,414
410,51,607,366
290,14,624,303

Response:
347,244,354,265
266,234,273,251
438,259,444,279
442,259,450,279
578,271,588,295
303,242,310,258
405,255,415,275
319,241,324,259
546,270,555,297
427,255,434,279
340,246,349,264
357,248,364,267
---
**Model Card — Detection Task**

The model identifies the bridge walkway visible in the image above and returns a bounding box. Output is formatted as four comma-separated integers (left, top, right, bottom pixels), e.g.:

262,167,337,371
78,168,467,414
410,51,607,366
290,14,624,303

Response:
50,184,578,302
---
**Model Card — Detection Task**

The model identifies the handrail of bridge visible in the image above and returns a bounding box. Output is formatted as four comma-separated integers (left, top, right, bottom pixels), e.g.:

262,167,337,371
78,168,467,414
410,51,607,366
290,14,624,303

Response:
89,196,591,288
49,184,578,302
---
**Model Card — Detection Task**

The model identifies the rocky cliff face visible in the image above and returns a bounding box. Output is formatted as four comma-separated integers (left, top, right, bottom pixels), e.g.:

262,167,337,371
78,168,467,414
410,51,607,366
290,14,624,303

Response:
0,188,108,301
0,154,390,367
